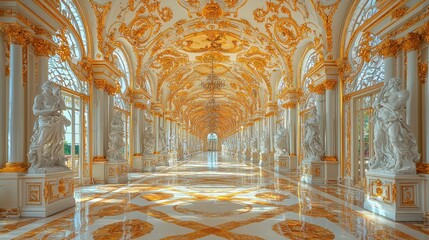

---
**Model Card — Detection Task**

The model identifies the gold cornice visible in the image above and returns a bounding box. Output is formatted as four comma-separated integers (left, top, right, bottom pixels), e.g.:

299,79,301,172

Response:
402,32,420,52
134,102,148,110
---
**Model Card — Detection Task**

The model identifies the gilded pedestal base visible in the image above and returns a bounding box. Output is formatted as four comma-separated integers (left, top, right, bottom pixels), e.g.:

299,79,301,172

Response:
106,162,129,184
250,152,259,165
275,155,297,172
259,152,273,167
133,155,159,172
301,160,338,185
364,171,424,221
21,171,75,217
243,150,251,161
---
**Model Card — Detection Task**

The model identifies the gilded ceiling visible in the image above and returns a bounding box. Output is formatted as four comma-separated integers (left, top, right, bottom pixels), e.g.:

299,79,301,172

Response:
90,0,348,138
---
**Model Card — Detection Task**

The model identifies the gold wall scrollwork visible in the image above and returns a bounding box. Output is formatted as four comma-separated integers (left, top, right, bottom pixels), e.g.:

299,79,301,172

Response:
90,0,112,56
418,63,427,84
315,1,340,54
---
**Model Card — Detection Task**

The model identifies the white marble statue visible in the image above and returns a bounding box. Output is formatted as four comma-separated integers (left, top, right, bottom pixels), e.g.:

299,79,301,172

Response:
274,125,289,157
260,127,269,154
368,77,420,174
143,124,155,154
28,81,71,174
106,111,125,162
302,108,324,162
159,126,167,153
250,137,257,153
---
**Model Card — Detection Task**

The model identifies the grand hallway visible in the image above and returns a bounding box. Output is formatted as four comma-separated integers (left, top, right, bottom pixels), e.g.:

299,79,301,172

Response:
1,153,428,240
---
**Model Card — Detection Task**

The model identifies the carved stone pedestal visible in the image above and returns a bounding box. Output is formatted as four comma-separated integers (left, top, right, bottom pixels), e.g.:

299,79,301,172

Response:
93,161,107,184
259,152,273,167
243,150,251,161
364,171,424,221
106,162,128,184
275,155,295,172
133,155,159,172
301,160,338,185
301,161,324,184
251,152,259,165
0,172,25,217
21,171,75,217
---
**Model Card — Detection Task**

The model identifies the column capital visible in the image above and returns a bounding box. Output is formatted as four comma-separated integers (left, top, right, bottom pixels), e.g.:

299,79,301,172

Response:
280,102,297,109
32,38,57,56
323,79,337,90
0,24,31,45
309,83,325,94
402,32,420,52
376,39,399,58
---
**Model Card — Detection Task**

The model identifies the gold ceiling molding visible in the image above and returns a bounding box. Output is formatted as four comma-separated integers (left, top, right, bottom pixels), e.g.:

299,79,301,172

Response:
196,52,230,62
391,7,409,19
253,1,311,51
90,0,112,58
177,0,247,18
314,1,340,54
180,30,245,53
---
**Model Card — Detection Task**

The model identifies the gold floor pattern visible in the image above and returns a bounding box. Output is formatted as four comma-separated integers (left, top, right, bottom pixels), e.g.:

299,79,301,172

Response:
1,152,429,239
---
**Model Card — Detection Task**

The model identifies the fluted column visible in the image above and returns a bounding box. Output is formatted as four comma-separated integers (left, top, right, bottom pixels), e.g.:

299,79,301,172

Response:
0,33,6,168
424,35,429,167
92,87,107,161
133,107,142,154
378,39,398,81
325,80,336,157
288,106,297,154
316,93,325,151
403,33,420,146
6,34,26,170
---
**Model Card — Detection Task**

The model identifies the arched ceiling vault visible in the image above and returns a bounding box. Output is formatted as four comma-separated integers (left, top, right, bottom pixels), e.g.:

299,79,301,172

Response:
90,0,351,139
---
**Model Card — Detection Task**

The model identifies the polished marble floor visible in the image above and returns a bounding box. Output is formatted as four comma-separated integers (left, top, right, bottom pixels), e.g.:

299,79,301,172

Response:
1,152,429,239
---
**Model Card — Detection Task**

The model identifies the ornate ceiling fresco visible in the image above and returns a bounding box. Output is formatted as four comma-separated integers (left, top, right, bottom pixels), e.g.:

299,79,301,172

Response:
90,0,348,138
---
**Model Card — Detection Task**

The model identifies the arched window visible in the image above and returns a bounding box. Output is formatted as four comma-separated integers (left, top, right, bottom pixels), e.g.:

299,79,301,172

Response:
343,0,383,188
300,49,318,111
299,49,318,162
112,48,131,160
48,0,90,185
207,133,218,151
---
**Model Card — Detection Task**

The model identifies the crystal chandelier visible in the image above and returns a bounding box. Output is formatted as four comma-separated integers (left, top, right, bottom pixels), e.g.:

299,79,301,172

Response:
201,57,225,92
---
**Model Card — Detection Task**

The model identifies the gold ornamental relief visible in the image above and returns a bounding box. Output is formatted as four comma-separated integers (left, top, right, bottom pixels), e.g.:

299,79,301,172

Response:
201,1,223,19
181,30,244,53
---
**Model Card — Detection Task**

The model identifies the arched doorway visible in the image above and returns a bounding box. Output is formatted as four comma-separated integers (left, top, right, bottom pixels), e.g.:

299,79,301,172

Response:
207,133,218,151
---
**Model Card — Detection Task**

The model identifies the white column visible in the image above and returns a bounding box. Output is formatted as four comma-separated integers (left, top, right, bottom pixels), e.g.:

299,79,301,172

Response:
425,41,429,165
385,57,396,81
316,93,325,151
404,36,420,145
133,107,141,154
325,87,336,156
7,43,25,164
93,88,106,160
0,33,6,168
288,107,297,154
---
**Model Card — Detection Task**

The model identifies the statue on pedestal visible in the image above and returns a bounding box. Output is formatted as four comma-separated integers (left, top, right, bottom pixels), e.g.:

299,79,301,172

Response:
106,111,125,162
159,126,167,153
368,77,420,174
250,137,257,153
302,108,324,162
260,127,269,154
274,125,289,157
28,81,71,174
143,124,154,155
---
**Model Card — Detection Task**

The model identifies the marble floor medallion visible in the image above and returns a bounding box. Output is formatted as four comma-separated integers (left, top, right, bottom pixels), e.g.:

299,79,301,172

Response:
0,153,428,239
